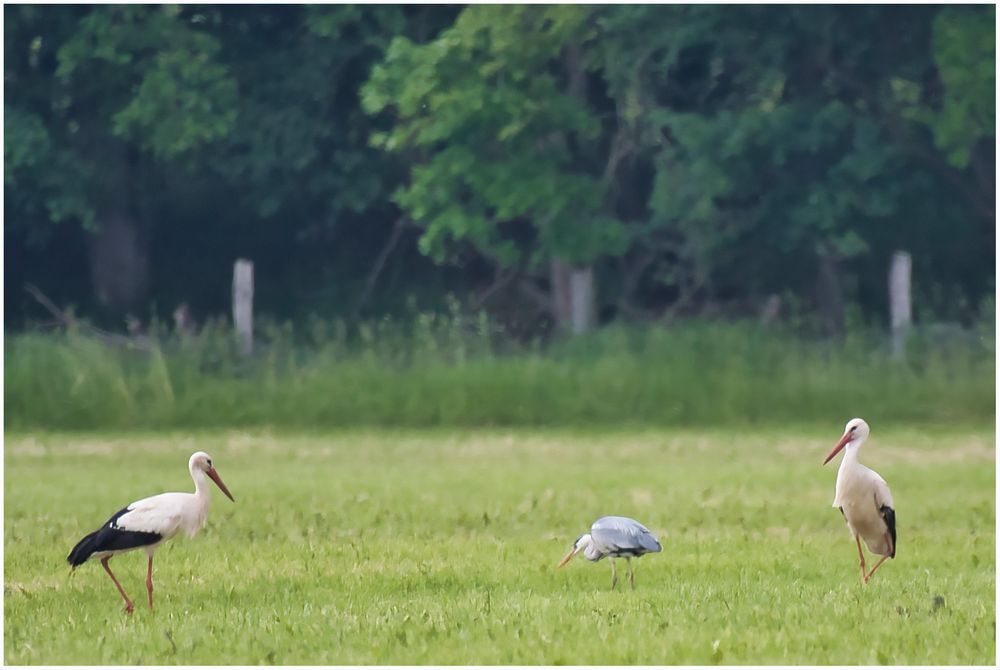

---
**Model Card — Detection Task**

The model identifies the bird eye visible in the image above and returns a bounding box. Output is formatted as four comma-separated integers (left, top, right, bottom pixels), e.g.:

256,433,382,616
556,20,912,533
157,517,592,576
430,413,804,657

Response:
207,459,213,467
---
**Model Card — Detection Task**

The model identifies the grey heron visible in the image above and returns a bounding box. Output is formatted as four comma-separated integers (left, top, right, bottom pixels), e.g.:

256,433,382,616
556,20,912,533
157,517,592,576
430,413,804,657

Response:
824,418,896,584
557,515,662,589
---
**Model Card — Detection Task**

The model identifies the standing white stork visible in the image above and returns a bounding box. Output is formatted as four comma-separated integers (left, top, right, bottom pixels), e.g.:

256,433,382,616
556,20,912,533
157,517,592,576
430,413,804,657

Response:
67,451,235,613
557,516,662,589
823,418,896,584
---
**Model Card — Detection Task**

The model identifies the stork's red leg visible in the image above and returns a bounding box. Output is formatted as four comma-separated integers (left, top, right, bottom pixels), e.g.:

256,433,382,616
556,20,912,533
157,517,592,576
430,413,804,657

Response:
146,555,154,610
854,535,866,583
865,554,891,583
864,533,894,583
100,557,134,614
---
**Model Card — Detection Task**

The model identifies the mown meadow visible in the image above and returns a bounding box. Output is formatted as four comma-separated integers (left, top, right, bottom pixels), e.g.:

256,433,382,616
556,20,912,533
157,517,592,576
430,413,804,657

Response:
4,318,995,664
3,428,994,664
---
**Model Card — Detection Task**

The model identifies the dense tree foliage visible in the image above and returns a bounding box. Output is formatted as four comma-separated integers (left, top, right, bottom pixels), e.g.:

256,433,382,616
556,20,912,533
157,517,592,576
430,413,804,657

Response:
5,4,994,336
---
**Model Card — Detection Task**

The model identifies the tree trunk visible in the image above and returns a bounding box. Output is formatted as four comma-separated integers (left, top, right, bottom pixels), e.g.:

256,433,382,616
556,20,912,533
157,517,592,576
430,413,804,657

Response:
815,248,845,339
86,140,148,321
549,42,597,335
88,208,149,317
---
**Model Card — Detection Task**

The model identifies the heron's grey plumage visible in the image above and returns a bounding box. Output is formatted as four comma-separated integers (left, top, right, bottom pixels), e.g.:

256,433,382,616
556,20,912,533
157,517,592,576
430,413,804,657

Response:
587,516,662,561
560,515,662,589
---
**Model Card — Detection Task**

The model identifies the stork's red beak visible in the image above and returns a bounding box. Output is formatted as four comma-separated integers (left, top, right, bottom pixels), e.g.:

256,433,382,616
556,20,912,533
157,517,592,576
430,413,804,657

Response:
823,432,852,465
207,467,235,502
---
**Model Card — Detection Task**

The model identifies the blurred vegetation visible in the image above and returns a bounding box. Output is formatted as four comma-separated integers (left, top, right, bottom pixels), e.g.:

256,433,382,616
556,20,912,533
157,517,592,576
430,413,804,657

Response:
4,4,995,336
4,6,994,431
5,304,993,430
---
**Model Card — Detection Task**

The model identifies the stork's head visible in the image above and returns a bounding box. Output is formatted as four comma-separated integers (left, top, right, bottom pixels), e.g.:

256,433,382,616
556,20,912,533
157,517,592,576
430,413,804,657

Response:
189,451,235,502
823,418,870,465
557,533,593,568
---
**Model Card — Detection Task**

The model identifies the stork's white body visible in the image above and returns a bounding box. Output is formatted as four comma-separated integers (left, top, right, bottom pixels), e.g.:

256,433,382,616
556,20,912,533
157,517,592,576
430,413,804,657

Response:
824,418,896,584
833,450,894,556
118,475,217,542
68,451,234,613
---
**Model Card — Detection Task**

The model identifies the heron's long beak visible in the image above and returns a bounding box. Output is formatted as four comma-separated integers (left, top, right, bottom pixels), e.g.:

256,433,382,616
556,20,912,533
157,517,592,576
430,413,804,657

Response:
557,546,579,569
207,467,235,502
823,433,852,465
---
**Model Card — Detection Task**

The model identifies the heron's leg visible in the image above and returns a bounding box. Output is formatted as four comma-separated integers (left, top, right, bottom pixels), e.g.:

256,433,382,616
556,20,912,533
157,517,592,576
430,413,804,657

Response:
100,557,134,614
610,559,618,590
854,535,866,583
627,558,635,589
146,554,155,610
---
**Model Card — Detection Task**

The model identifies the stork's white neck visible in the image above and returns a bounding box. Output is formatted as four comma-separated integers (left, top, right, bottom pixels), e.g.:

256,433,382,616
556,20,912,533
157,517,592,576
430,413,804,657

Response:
191,466,212,500
838,438,865,469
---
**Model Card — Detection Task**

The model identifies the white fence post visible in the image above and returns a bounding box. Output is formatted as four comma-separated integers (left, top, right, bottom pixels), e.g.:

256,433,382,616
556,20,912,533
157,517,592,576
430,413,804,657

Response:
233,259,254,356
888,251,912,360
569,266,595,334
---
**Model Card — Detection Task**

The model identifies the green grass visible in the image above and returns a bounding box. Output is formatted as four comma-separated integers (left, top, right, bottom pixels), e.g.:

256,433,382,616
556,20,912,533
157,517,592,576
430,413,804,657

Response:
4,427,994,664
4,320,994,430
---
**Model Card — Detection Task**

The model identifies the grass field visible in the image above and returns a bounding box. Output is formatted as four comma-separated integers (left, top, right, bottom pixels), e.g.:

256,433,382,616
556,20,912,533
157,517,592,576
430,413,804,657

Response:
4,427,995,664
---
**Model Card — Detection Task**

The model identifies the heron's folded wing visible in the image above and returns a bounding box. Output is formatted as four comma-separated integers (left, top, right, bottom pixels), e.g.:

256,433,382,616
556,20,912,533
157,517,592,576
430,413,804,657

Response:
591,516,662,552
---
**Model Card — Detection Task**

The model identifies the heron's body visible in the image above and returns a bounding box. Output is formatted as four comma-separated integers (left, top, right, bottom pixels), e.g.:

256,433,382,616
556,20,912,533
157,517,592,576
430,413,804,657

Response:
580,516,663,561
824,418,896,583
67,452,234,613
558,515,662,588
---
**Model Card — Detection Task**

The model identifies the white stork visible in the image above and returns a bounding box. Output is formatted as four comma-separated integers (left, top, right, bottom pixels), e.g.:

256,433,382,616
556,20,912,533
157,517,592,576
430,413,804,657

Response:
67,451,235,613
823,418,896,584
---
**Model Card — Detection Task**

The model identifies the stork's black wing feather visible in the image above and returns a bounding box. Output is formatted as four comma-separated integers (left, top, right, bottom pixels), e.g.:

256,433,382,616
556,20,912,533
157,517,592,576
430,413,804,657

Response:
879,505,896,558
67,506,162,566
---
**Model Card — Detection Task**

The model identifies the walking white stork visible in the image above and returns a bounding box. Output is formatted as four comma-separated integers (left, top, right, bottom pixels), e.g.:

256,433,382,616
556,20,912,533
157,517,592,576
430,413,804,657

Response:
67,451,235,613
557,516,662,589
823,418,896,584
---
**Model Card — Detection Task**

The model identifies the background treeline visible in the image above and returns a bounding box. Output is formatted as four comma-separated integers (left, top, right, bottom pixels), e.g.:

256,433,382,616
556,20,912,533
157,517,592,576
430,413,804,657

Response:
5,4,994,334
4,5,995,430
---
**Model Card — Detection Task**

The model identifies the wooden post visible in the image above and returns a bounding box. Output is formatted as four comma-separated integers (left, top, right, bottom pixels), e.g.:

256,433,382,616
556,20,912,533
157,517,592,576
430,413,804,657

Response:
550,259,572,330
551,259,596,334
569,266,595,334
888,251,912,360
233,259,254,355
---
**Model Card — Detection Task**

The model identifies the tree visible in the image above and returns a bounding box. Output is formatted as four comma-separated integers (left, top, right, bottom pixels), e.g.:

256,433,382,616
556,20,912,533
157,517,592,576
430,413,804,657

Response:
5,4,994,333
363,6,632,333
921,6,995,170
5,5,459,324
594,5,993,331
6,5,237,315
